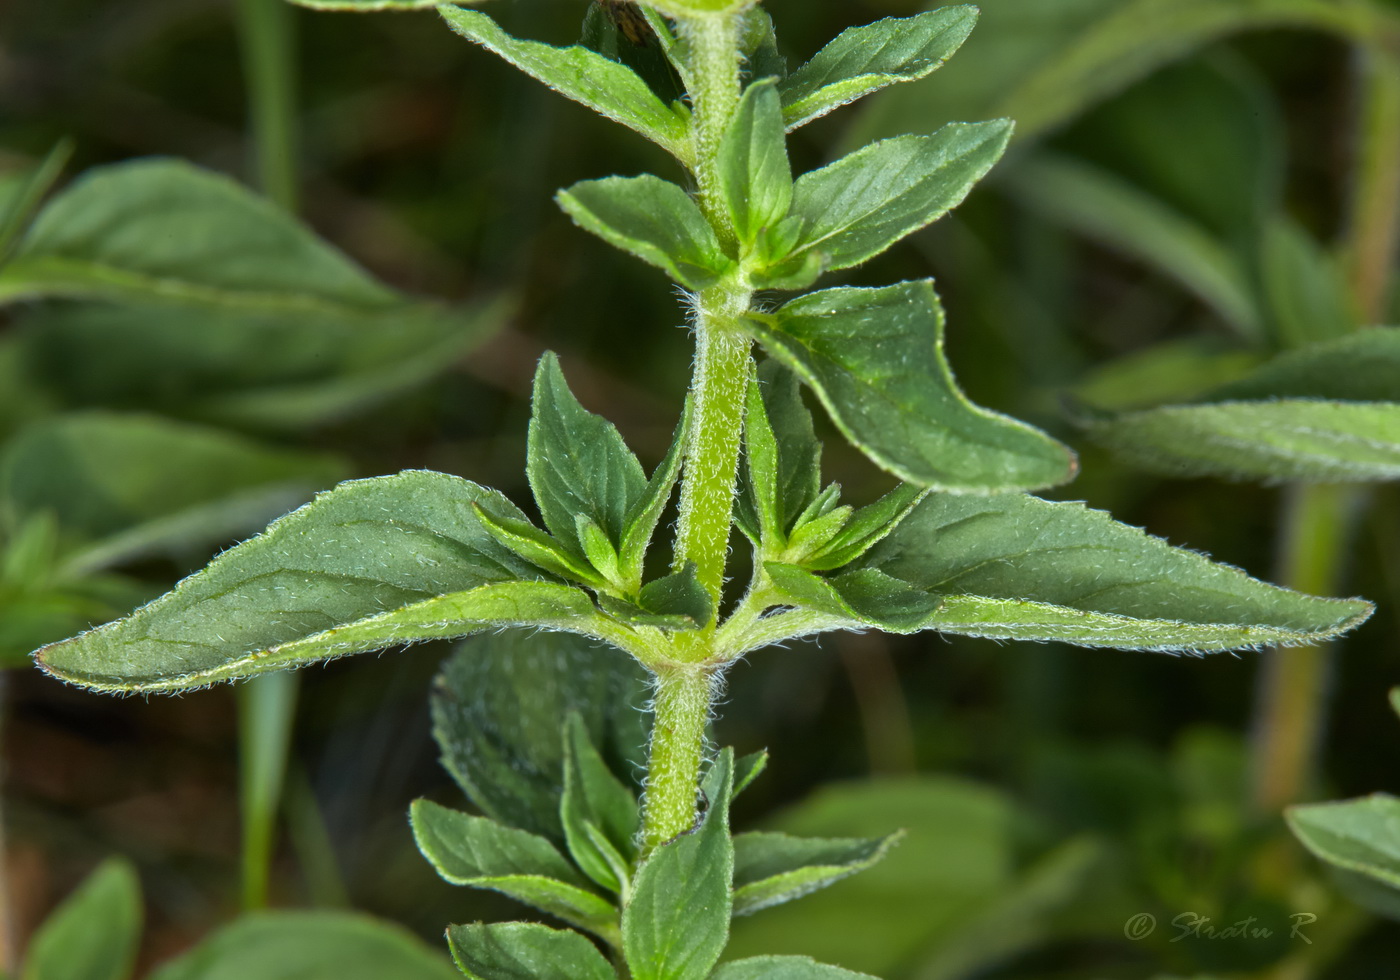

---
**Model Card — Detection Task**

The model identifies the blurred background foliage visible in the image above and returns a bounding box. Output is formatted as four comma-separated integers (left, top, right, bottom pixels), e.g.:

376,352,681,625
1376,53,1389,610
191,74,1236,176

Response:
2,0,1400,977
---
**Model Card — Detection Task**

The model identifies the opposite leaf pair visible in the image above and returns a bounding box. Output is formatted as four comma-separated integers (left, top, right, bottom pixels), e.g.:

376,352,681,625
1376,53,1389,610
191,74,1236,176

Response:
418,675,892,980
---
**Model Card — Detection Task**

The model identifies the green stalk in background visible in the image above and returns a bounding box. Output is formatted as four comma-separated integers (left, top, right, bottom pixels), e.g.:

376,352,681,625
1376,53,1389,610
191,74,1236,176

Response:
1248,42,1400,818
234,0,301,910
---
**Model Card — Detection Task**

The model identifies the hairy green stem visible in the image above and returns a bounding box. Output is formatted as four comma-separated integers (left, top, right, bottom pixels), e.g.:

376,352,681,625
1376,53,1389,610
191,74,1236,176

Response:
1249,483,1364,814
673,308,753,606
642,666,715,852
680,11,743,240
235,0,301,910
643,5,748,849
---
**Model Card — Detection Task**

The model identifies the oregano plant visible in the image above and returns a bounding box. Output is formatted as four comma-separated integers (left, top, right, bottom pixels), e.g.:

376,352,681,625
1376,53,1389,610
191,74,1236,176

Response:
30,1,1376,977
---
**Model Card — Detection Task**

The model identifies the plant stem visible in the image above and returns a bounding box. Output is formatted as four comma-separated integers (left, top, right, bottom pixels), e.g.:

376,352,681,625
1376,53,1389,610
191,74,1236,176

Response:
673,310,752,605
235,0,301,910
236,0,299,212
643,5,747,849
642,665,715,852
239,671,299,909
679,11,742,240
671,4,751,608
1248,483,1364,814
1346,43,1400,324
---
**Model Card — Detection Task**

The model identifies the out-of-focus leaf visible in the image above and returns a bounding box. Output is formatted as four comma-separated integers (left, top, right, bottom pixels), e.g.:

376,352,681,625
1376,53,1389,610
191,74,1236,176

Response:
860,492,1373,651
1006,154,1262,338
1,412,342,561
1260,218,1358,347
711,959,877,980
1,159,393,312
724,777,1014,974
0,139,73,261
147,911,459,980
1210,327,1400,403
1063,55,1283,240
732,831,903,916
903,838,1106,980
1074,339,1261,412
1288,795,1400,889
290,0,473,8
1083,400,1400,482
439,7,689,155
780,7,977,130
3,159,498,429
855,0,1388,145
446,922,618,980
432,631,651,840
34,472,619,692
623,751,734,980
747,281,1076,492
21,858,140,980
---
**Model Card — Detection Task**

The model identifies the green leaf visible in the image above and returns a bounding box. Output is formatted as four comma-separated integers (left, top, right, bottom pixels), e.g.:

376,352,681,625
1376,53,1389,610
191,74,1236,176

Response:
855,0,1381,146
711,958,878,980
1005,153,1262,339
22,858,140,980
1261,218,1358,346
147,911,458,980
723,777,1014,974
618,403,689,592
734,751,769,799
1391,687,1400,721
472,502,610,588
802,484,926,572
738,362,822,546
1288,794,1400,900
432,631,651,840
557,177,732,290
446,922,617,980
623,750,734,980
528,353,648,559
410,799,618,940
779,121,1011,275
1,412,343,570
732,831,902,916
0,159,391,313
747,281,1076,492
35,471,616,692
0,139,72,261
765,564,942,634
1082,400,1400,483
636,564,713,626
1210,328,1400,404
439,7,688,155
562,713,641,894
780,7,977,131
719,79,792,247
861,492,1373,651
1073,339,1261,412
